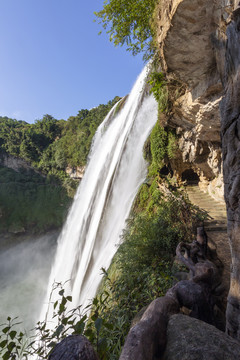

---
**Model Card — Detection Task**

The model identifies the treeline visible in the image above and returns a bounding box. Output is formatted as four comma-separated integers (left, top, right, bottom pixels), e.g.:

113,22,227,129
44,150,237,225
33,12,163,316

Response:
0,97,120,233
0,96,120,178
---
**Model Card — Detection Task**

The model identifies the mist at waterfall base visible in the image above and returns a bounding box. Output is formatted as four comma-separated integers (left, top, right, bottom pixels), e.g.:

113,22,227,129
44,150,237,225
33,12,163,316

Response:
40,64,158,327
0,232,58,329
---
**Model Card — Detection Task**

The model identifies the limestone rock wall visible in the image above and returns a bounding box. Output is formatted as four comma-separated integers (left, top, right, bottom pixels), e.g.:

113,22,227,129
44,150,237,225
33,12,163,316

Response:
155,0,235,200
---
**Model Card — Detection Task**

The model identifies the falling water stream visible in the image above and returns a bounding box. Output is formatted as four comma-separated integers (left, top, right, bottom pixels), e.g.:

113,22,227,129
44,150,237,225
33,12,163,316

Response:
40,64,158,325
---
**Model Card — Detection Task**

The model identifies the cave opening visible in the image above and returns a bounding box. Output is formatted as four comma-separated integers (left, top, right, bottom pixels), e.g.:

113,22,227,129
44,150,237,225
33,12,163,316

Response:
160,165,173,177
181,169,200,184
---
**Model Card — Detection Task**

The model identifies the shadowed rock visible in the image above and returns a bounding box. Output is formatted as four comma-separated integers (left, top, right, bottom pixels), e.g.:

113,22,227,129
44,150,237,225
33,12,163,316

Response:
48,335,99,360
119,297,179,360
220,7,240,338
162,314,240,360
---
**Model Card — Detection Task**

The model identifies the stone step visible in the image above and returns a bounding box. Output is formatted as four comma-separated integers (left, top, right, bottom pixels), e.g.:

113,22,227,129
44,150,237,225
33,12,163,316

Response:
186,185,227,227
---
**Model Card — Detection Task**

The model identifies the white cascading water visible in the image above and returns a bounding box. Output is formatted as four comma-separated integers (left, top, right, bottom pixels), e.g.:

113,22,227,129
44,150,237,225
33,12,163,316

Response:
39,64,157,325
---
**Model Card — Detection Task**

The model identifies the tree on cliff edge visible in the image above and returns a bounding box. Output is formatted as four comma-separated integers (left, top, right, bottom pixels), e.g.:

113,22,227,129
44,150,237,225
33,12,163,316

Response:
95,0,157,58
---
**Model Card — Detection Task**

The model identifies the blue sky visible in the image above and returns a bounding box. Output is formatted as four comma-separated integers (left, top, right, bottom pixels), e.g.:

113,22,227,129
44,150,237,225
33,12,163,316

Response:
0,0,144,124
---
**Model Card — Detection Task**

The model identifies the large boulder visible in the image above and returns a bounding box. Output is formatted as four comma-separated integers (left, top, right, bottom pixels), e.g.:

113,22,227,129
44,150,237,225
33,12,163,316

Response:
48,335,99,360
162,314,240,360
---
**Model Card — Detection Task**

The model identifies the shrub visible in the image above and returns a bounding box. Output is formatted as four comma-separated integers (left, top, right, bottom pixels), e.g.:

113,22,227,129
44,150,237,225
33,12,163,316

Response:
150,121,168,166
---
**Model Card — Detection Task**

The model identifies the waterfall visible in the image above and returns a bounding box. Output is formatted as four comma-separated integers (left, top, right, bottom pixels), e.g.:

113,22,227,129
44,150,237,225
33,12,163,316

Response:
39,64,158,325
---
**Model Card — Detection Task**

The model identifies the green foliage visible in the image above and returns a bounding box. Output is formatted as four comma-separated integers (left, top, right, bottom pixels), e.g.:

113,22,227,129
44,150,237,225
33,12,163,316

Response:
95,0,157,58
91,186,195,359
148,69,187,117
167,130,178,159
0,284,118,359
0,316,29,360
148,72,169,113
0,166,71,233
0,97,120,233
94,259,172,360
150,121,168,166
146,119,179,177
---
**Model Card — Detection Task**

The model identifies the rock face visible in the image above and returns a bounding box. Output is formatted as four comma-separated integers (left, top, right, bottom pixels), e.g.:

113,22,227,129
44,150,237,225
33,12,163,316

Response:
154,0,235,199
162,314,240,360
0,152,40,174
219,7,240,338
66,165,85,180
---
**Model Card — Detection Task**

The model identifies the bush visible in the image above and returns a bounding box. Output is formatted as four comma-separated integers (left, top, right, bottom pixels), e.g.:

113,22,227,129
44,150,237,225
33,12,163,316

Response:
150,121,168,166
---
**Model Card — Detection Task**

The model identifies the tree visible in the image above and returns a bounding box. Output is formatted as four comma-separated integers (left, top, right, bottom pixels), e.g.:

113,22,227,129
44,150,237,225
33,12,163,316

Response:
94,0,157,58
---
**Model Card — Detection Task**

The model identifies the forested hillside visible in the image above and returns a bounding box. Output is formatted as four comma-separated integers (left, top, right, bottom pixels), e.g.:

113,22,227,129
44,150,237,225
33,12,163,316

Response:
0,96,120,234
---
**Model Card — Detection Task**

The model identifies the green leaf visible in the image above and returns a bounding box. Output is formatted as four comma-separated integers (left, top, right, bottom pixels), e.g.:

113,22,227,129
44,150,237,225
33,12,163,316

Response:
92,297,98,306
52,324,64,338
3,351,11,360
0,340,8,348
2,327,10,334
95,318,103,333
47,341,57,348
73,321,85,335
9,331,17,340
62,317,69,326
59,303,65,315
53,300,58,309
7,341,15,351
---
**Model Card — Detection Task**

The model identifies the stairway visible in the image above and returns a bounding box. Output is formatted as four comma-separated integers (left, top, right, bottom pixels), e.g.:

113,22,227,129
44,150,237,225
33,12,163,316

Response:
186,185,227,231
186,184,230,303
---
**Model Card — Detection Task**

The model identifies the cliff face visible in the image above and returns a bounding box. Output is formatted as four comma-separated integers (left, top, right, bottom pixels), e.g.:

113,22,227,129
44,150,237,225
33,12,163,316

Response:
220,7,240,338
154,0,236,200
154,0,240,339
0,152,42,175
